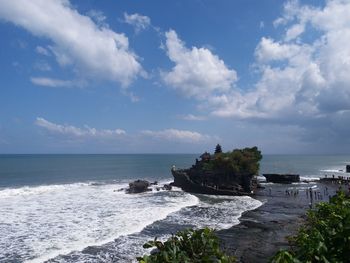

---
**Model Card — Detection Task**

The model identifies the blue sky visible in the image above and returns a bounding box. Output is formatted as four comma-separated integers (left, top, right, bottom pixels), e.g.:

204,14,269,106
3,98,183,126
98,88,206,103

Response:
0,0,350,154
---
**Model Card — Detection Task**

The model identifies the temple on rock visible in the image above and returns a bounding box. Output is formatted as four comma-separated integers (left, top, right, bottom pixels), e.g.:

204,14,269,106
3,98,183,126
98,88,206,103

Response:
171,145,262,196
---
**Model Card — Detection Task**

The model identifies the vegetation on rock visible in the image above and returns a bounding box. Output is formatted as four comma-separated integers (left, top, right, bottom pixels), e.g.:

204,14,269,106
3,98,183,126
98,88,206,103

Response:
271,191,350,263
137,228,235,263
172,145,262,195
211,146,262,175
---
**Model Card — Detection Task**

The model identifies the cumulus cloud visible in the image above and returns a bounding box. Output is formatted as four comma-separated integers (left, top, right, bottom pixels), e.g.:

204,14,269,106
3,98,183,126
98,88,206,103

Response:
35,117,126,139
285,23,305,41
123,12,151,33
141,129,215,143
209,0,350,125
0,0,142,87
162,30,237,100
255,37,308,63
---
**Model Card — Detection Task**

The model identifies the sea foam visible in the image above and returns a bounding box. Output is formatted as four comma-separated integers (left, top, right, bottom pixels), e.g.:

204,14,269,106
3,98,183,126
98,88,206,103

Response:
166,194,262,229
0,181,199,263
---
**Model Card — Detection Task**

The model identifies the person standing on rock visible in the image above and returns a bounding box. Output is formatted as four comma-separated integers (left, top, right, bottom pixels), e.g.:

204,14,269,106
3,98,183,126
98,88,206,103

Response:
309,187,313,203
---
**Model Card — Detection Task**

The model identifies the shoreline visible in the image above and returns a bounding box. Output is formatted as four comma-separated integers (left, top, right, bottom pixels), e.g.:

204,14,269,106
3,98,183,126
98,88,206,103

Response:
217,182,340,263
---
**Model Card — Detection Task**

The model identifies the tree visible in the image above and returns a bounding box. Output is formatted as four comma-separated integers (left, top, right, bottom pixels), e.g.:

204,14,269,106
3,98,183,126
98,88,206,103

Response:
214,144,222,154
211,146,262,176
137,228,235,263
271,191,350,263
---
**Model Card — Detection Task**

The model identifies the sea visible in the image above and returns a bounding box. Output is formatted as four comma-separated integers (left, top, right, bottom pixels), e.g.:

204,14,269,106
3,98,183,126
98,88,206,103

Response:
0,154,350,263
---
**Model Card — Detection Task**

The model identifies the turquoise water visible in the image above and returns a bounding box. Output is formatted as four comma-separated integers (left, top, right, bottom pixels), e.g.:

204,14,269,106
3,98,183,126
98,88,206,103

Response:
0,154,349,262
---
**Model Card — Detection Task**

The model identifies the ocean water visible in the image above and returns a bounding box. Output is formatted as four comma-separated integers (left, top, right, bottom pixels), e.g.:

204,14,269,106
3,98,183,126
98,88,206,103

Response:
0,154,349,263
260,155,350,180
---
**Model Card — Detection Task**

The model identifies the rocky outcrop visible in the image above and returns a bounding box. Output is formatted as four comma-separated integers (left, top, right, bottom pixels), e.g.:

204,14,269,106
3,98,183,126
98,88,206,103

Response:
171,168,255,196
170,146,262,196
217,182,339,262
163,184,172,191
126,180,151,193
346,165,350,173
263,174,300,184
125,180,173,193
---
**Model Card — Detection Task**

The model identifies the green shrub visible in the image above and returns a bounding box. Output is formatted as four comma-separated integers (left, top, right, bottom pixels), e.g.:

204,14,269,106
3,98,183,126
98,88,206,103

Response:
137,228,236,263
211,146,262,176
271,191,350,263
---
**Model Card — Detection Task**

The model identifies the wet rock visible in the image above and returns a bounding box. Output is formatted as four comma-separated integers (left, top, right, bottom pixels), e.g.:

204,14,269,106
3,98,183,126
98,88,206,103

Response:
82,246,100,255
163,184,172,191
172,169,251,196
217,182,339,262
126,180,151,193
263,174,300,184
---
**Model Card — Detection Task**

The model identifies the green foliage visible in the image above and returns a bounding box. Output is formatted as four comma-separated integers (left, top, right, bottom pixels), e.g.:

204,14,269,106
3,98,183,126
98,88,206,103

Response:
202,161,214,171
271,191,350,263
212,146,262,175
137,228,236,263
272,250,301,263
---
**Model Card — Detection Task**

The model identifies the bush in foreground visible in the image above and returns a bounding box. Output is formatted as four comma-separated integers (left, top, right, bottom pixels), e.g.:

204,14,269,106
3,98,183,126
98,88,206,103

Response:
137,228,235,263
271,191,350,263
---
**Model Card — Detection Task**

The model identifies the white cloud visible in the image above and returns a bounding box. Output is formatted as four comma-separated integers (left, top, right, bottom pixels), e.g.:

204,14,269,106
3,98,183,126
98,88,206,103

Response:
255,37,308,63
35,117,126,139
30,77,73,88
141,129,214,143
273,0,301,27
208,0,350,126
162,30,237,100
285,23,305,41
179,114,207,121
35,117,215,145
35,46,51,56
123,12,151,33
87,9,107,26
0,0,142,87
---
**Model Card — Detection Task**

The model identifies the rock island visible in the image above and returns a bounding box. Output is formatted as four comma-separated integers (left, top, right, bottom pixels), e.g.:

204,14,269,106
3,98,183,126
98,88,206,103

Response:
171,145,262,196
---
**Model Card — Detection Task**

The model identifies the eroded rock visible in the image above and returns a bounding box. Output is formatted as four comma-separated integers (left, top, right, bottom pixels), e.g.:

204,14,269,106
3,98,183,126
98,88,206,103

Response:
126,180,151,193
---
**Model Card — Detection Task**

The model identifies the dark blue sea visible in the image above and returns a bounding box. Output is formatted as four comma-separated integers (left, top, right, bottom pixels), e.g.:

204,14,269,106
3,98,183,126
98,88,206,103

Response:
0,154,349,262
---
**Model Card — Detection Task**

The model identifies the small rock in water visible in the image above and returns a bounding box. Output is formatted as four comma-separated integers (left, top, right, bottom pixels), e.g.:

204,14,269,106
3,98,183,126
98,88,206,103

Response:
163,184,172,191
126,180,151,193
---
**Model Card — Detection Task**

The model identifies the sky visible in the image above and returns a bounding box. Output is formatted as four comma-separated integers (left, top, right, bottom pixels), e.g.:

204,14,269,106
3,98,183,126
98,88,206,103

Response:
0,0,350,154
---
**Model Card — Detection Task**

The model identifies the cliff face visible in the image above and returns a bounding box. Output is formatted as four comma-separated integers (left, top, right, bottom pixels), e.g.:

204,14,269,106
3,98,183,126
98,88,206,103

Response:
263,174,300,184
171,169,256,195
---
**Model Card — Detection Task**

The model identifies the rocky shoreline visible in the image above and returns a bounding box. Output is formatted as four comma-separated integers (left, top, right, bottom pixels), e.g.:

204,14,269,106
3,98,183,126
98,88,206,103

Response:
217,182,340,263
